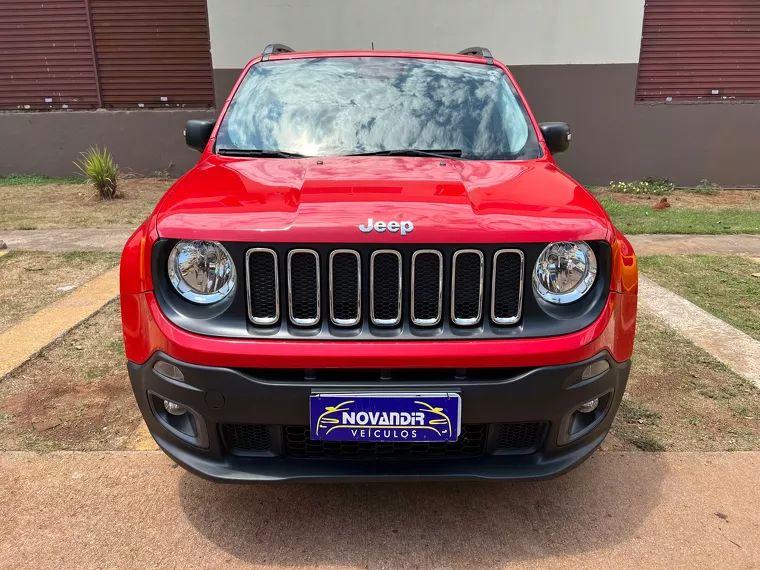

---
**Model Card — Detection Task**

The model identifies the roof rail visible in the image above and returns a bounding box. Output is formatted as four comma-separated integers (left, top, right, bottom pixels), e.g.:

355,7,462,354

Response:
262,44,295,61
457,46,494,65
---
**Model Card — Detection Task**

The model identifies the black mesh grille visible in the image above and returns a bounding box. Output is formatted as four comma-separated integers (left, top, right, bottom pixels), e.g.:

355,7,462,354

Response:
289,251,319,324
283,424,487,459
371,252,401,324
497,421,548,452
247,250,278,323
222,424,271,455
245,246,526,332
330,251,360,325
452,251,483,324
492,251,523,323
412,252,442,325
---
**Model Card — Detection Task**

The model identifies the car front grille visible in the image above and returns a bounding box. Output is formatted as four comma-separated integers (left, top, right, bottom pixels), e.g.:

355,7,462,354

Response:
221,422,548,458
246,246,524,331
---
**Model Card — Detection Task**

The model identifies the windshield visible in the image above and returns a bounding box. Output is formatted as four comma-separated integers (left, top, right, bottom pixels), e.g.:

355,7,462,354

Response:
215,57,542,160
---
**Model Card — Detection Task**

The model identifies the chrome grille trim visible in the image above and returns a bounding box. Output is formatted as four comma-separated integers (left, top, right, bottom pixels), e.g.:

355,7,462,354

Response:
411,249,443,326
245,248,279,325
491,249,525,325
451,249,484,326
370,249,402,326
287,249,320,326
329,249,361,326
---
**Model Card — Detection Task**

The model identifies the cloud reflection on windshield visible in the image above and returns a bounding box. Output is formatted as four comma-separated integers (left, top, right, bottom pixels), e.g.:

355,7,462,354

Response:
216,57,540,160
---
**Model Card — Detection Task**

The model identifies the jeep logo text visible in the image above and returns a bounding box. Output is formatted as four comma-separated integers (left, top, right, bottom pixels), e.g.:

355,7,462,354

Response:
359,218,414,236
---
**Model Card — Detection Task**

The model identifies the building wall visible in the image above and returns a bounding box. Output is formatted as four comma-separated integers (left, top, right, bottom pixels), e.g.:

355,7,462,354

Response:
2,0,759,185
208,0,760,186
0,109,215,178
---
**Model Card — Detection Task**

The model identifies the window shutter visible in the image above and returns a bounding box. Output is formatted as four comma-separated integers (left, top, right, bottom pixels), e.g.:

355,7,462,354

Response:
89,0,214,108
0,0,100,110
637,0,760,101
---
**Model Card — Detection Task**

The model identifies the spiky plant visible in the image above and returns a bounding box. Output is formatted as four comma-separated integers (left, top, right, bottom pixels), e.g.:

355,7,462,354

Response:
74,146,121,200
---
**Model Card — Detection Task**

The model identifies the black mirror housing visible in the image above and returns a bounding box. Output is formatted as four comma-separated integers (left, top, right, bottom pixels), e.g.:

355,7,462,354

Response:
185,119,215,152
539,122,571,154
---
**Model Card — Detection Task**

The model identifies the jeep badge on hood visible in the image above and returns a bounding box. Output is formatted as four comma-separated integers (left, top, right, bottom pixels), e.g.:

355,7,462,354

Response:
359,218,414,235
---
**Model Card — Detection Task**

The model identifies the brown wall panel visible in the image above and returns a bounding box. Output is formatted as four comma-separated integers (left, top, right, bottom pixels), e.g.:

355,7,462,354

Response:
637,0,760,101
88,0,214,108
0,0,99,110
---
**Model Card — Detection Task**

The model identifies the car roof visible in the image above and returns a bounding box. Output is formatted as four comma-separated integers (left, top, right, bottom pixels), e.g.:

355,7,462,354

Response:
249,45,501,68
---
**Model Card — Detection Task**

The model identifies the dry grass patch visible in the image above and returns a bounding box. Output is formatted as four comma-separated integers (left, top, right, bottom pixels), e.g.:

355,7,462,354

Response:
0,301,140,452
596,187,760,212
610,311,760,452
639,255,760,341
0,178,171,230
0,250,120,334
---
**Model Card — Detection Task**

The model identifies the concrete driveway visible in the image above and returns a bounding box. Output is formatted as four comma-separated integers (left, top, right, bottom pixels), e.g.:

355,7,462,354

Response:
1,451,758,569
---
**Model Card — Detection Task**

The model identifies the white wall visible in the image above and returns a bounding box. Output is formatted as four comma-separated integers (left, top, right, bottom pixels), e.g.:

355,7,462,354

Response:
207,0,646,69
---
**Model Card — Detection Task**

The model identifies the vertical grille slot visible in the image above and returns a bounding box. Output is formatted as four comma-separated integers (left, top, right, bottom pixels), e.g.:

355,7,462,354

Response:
491,249,525,325
329,250,361,326
370,250,402,326
411,250,443,326
287,249,320,326
246,248,279,325
451,250,484,325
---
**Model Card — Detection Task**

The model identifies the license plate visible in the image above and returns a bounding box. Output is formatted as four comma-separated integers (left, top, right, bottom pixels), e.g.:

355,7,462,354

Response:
309,393,461,442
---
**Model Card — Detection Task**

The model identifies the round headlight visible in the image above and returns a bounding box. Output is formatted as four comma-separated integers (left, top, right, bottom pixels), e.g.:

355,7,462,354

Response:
533,241,597,304
167,240,236,304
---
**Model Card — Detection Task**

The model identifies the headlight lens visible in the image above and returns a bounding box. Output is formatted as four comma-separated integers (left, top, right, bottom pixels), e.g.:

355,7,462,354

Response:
167,240,236,304
533,241,597,304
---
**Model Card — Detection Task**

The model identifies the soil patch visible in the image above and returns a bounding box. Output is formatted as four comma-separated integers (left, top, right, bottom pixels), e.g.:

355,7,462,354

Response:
0,302,140,451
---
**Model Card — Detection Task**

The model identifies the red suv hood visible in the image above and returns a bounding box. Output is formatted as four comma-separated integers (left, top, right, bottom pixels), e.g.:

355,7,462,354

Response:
155,156,611,243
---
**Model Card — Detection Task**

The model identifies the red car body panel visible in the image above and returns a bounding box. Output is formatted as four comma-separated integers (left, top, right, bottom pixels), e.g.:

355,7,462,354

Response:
121,49,639,481
120,50,638,368
154,156,611,245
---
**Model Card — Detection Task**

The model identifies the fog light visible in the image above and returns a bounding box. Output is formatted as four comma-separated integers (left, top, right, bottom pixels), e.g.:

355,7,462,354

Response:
578,399,599,414
154,361,184,382
163,400,187,416
582,360,610,380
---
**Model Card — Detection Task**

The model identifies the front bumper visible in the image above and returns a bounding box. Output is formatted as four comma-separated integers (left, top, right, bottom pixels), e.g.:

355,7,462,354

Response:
128,351,630,482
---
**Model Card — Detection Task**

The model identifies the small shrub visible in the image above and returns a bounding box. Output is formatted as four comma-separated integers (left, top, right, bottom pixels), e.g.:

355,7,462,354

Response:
74,147,121,200
688,179,721,195
609,177,676,195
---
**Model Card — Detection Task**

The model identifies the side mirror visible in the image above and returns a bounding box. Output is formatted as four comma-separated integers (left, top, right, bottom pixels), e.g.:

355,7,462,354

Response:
185,119,215,152
539,122,571,154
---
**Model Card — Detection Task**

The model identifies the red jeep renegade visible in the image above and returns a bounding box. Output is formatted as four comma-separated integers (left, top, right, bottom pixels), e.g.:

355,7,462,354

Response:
120,45,638,482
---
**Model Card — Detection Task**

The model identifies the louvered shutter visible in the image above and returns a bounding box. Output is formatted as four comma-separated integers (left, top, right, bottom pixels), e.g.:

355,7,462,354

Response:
89,0,214,108
637,0,760,101
0,0,100,110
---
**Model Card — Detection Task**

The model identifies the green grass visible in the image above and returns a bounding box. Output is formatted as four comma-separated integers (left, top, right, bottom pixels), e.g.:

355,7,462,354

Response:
0,174,84,187
639,255,760,341
598,196,760,235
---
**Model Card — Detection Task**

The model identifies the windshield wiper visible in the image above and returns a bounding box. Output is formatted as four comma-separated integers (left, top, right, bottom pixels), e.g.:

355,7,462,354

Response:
347,149,463,159
217,148,306,158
